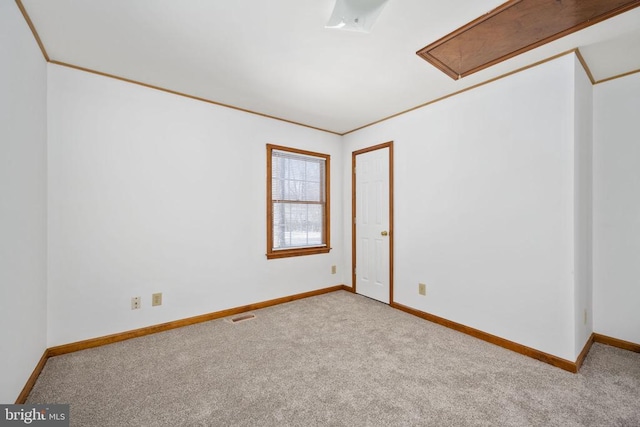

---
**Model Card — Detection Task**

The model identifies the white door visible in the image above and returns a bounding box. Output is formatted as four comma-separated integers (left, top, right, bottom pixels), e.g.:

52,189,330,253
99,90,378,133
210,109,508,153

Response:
354,146,391,303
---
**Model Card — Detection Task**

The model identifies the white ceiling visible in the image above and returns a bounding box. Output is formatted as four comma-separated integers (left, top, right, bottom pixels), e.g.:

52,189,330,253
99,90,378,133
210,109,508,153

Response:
20,0,640,134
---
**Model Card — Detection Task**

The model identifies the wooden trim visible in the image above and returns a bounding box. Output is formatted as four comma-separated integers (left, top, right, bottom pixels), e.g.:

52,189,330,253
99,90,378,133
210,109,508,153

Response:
594,67,640,84
326,147,331,262
351,151,357,292
48,285,344,357
343,49,578,136
16,1,639,137
390,302,578,373
575,333,595,371
18,286,350,399
575,49,596,85
266,247,331,259
594,333,640,352
340,49,635,137
351,142,394,303
352,141,395,157
14,0,50,62
416,0,640,80
267,143,332,161
416,0,519,80
22,289,640,400
388,143,394,304
267,144,273,258
48,61,340,136
266,144,331,260
15,350,49,404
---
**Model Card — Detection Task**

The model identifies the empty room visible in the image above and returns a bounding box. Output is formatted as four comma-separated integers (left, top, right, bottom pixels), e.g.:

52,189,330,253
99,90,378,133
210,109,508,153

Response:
1,0,639,425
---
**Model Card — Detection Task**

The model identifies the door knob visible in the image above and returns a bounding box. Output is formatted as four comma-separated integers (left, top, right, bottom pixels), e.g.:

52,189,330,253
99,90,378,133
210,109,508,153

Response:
381,231,388,236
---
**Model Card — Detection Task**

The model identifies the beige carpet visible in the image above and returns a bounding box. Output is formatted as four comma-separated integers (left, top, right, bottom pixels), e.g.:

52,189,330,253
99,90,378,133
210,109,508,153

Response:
27,291,640,426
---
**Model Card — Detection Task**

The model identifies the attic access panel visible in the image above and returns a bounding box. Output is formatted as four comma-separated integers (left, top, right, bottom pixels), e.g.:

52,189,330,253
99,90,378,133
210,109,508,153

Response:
416,0,640,80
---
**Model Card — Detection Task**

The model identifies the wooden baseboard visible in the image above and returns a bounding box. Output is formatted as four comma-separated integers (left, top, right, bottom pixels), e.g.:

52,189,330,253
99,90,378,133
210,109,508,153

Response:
48,285,346,357
18,285,347,402
27,287,632,401
575,333,595,371
594,333,640,353
390,302,579,373
15,350,49,404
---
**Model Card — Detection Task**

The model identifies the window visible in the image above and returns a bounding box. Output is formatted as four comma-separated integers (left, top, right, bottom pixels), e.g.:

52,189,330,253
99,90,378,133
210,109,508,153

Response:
267,144,330,259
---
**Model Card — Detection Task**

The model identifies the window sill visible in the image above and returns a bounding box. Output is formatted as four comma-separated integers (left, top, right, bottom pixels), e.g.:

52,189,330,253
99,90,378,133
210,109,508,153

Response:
266,247,331,259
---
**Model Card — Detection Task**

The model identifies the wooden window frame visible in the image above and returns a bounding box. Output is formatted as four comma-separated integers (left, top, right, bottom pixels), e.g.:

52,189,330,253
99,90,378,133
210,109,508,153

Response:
266,144,331,259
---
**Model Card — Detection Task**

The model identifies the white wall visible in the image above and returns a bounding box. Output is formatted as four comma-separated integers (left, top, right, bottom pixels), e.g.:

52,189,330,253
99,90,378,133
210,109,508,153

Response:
0,2,48,403
573,57,594,356
343,54,581,360
593,72,640,345
47,65,343,346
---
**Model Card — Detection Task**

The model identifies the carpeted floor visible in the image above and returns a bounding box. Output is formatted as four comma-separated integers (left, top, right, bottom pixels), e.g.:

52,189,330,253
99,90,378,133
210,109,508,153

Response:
27,291,640,426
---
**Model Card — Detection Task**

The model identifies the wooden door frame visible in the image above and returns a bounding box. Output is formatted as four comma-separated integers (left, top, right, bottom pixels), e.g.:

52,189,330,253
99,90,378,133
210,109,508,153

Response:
352,141,394,304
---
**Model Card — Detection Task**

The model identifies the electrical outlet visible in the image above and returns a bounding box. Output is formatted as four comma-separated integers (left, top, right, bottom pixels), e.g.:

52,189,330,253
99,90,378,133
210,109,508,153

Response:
152,292,162,307
131,296,141,310
331,265,337,274
418,283,426,296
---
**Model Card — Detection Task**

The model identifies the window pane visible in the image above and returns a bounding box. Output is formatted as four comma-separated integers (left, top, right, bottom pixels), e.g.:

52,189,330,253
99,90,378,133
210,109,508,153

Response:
305,182,320,202
272,151,325,203
272,177,282,200
284,179,306,201
286,158,307,181
306,161,320,182
272,202,323,249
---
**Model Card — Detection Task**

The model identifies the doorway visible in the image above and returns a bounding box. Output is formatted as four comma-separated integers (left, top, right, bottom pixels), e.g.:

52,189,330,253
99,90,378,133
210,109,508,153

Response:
352,142,393,304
